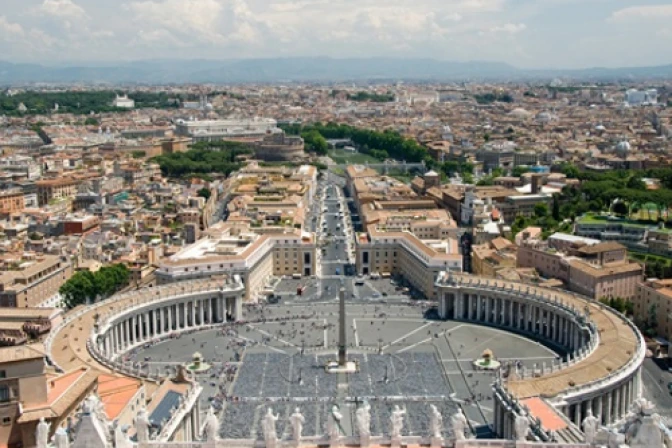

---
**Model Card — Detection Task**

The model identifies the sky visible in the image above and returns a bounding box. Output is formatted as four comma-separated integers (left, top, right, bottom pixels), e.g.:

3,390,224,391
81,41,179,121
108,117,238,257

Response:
0,0,671,69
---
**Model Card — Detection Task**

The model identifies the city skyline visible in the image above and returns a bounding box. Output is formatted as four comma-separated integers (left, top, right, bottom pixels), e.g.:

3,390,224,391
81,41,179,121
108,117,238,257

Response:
0,0,671,69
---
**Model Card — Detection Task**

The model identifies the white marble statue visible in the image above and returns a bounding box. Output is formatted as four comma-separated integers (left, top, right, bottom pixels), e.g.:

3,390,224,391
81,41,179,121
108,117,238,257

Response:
53,427,69,448
451,409,468,441
389,405,406,440
356,401,372,439
204,407,219,442
582,409,600,444
114,424,132,448
328,405,342,443
135,407,151,443
429,404,443,439
290,408,305,444
514,414,529,441
36,417,51,448
262,407,279,448
630,410,665,448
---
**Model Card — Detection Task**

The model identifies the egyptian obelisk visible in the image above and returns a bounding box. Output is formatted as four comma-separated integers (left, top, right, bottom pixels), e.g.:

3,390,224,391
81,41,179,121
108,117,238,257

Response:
338,287,347,367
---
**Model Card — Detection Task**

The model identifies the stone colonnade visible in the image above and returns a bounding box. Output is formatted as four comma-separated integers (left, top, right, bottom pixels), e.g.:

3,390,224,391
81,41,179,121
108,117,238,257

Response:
98,290,243,360
437,280,644,429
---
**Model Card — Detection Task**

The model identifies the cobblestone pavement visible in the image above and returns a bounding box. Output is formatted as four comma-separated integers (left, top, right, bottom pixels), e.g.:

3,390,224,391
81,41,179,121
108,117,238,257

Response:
131,302,557,439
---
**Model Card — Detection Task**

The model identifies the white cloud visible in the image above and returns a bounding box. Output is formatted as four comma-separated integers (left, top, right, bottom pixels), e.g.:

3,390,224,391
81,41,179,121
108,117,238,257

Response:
0,16,24,37
489,23,526,34
36,0,89,19
125,0,264,45
608,5,672,22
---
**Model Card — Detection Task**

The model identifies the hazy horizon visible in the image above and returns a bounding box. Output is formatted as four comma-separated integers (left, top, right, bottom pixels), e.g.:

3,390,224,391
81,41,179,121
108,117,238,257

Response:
0,0,671,70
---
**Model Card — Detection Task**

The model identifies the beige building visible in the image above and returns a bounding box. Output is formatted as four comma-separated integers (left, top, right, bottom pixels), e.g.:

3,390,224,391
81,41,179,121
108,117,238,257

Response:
634,279,672,344
0,190,24,216
471,237,518,277
517,233,642,300
36,178,80,207
355,213,463,300
0,344,98,448
0,255,73,308
155,223,317,301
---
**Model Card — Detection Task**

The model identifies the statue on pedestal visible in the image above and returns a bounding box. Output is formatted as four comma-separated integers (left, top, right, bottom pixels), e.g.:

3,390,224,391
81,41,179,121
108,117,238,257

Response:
53,427,69,448
36,417,51,448
114,424,132,448
328,405,342,445
356,401,372,442
389,405,406,441
429,404,443,439
582,409,600,444
451,409,468,441
135,407,151,443
290,408,305,444
262,408,279,448
514,414,529,441
204,407,219,442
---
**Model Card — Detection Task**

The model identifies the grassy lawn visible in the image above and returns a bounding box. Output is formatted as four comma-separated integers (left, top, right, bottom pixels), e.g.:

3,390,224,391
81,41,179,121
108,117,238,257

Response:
578,213,671,231
628,251,672,265
328,148,380,165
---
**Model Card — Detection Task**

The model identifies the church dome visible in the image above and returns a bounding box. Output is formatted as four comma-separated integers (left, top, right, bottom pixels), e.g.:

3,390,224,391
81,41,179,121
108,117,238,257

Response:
509,108,531,119
615,140,631,156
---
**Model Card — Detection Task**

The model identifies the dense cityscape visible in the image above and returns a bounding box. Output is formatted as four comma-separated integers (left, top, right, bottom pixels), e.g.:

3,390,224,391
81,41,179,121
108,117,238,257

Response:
2,4,672,443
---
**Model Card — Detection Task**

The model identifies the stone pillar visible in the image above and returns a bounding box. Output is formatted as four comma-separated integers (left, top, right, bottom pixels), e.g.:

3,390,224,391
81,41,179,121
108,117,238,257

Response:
159,307,165,334
199,299,205,325
167,306,173,332
189,300,196,328
477,295,483,322
605,392,612,425
574,402,582,427
485,297,491,323
510,301,515,329
235,295,243,321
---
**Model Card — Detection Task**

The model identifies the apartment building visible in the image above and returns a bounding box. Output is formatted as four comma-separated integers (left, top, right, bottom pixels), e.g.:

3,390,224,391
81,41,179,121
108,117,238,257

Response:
356,228,462,299
471,237,518,277
0,155,41,181
634,279,672,344
0,255,73,308
36,178,80,207
0,344,98,448
0,189,24,215
344,165,379,197
517,233,643,300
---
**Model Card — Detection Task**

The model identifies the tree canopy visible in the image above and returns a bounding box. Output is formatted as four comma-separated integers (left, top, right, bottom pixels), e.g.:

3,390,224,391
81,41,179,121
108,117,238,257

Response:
152,145,252,179
280,122,433,165
60,264,129,309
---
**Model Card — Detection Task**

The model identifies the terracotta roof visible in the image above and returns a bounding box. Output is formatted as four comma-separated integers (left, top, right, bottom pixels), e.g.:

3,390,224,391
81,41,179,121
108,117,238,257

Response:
19,368,98,423
576,241,626,255
521,397,568,432
98,373,142,420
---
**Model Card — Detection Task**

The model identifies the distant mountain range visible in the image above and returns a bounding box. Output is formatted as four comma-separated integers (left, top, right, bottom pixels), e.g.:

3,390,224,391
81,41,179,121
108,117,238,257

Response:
1,58,672,84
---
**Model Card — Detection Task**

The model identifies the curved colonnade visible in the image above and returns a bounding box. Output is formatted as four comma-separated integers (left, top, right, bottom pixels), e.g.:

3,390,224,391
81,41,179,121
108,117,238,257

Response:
436,272,645,434
45,278,245,376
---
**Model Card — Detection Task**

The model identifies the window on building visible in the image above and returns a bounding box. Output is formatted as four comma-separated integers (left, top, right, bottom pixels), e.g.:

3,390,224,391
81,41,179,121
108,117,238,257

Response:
0,385,10,403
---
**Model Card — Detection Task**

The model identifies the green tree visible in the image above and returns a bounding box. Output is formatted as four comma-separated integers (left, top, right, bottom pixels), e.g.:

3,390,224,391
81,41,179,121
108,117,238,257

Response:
512,166,530,177
197,187,212,200
84,117,99,126
552,195,561,221
534,202,549,218
59,264,129,309
627,176,646,191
